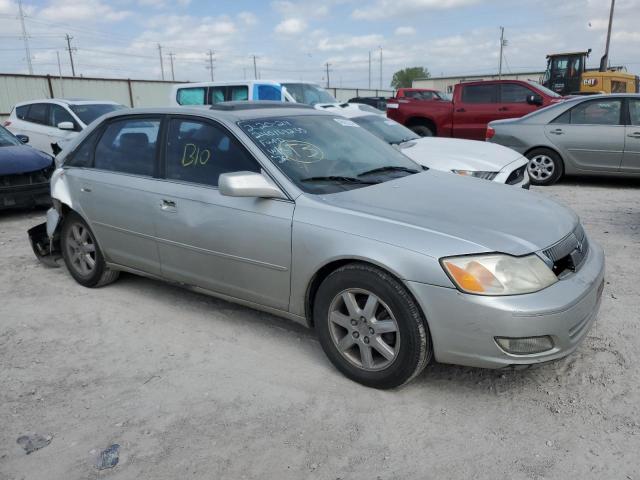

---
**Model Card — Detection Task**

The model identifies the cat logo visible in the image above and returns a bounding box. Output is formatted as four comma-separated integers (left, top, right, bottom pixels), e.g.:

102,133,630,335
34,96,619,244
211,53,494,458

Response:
583,78,598,87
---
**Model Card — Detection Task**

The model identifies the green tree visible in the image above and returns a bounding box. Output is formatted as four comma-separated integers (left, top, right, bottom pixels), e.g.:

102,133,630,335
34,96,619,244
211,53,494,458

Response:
391,67,430,89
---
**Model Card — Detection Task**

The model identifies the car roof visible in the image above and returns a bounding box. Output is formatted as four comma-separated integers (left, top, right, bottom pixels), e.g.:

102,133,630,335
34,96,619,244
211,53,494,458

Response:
14,98,122,107
171,80,321,89
98,102,334,123
315,103,384,119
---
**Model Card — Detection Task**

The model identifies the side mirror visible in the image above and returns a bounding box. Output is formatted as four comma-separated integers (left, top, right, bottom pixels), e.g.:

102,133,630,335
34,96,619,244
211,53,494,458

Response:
57,121,75,130
219,171,286,199
16,134,29,144
526,94,544,106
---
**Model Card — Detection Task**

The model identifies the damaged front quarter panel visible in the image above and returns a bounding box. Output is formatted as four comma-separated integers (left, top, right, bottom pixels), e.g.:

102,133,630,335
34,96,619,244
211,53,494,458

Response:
28,168,70,267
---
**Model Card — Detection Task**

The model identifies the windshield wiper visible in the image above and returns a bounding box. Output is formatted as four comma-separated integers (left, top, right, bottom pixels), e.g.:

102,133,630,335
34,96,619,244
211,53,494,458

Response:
389,137,418,145
300,176,379,185
357,166,420,177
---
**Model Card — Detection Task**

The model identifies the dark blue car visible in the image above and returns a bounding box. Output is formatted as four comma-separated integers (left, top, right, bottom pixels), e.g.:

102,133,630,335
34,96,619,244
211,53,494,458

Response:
0,125,54,209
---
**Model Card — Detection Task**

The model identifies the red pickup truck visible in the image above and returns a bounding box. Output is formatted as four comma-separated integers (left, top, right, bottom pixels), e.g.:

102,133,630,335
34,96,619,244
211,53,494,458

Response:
387,80,562,140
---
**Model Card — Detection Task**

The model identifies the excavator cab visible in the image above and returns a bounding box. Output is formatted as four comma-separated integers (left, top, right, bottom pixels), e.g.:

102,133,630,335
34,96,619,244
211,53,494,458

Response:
542,51,590,95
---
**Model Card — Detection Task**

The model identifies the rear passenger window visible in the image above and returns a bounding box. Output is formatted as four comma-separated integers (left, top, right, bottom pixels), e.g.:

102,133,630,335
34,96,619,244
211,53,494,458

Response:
177,87,206,105
230,86,248,101
210,87,225,103
26,103,49,124
16,105,29,120
165,118,259,187
256,84,281,101
94,118,160,176
630,99,640,126
461,85,498,103
500,84,534,103
568,99,622,125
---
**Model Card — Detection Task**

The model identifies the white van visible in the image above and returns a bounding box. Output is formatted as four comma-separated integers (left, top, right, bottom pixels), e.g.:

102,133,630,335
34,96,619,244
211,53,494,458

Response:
170,80,337,106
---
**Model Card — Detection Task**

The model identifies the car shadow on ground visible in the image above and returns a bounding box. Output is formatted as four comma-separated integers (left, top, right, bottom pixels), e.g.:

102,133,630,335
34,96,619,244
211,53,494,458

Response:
555,176,640,189
113,272,564,393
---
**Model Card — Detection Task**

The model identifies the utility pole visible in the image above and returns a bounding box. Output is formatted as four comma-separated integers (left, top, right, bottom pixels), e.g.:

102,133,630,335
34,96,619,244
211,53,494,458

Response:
498,26,507,79
167,52,175,81
600,0,615,71
17,0,33,74
252,55,258,80
158,44,165,80
56,51,64,97
206,49,215,81
65,34,76,77
368,51,371,89
325,62,331,88
379,47,383,89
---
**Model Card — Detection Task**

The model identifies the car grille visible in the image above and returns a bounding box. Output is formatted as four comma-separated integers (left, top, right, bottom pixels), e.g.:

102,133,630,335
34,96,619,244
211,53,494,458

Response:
0,168,51,188
542,224,589,276
506,165,526,185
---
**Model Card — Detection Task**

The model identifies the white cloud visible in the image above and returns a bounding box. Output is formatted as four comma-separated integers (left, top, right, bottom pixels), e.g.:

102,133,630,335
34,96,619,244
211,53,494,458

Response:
40,0,132,22
353,0,479,20
272,0,329,18
275,17,307,35
238,11,258,26
395,26,416,35
318,34,384,52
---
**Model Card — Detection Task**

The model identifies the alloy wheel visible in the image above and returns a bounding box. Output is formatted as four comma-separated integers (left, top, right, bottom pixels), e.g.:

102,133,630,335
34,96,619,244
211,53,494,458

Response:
65,222,97,276
328,288,400,371
528,154,555,181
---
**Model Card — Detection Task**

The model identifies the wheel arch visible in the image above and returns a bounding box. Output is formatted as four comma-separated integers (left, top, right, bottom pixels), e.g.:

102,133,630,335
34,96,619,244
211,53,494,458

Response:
304,257,426,329
405,116,437,135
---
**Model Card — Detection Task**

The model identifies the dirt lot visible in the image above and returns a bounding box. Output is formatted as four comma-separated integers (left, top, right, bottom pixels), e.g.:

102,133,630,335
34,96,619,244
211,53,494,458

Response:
1,178,639,480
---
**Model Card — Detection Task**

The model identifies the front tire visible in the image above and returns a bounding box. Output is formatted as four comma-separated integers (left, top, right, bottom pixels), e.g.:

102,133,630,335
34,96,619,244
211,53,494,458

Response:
314,263,431,389
526,148,563,186
409,125,434,137
61,212,119,287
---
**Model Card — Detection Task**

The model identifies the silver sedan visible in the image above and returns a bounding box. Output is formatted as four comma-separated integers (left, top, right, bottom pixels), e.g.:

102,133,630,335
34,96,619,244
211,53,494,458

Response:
487,94,640,185
29,103,605,388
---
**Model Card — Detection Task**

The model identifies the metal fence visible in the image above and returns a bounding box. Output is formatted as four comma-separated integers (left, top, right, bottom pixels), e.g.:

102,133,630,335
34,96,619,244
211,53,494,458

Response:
0,73,395,121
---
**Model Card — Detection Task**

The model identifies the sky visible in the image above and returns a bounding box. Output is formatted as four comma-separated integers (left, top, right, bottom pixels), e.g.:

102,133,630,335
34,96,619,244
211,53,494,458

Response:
0,0,638,88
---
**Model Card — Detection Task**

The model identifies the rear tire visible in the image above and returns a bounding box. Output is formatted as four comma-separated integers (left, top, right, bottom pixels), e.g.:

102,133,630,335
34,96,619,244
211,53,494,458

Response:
526,148,563,186
61,212,119,288
410,125,434,137
314,263,431,389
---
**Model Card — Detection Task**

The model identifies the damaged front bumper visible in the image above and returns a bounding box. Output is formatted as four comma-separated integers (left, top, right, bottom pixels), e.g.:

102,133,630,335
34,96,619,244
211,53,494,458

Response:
28,207,62,267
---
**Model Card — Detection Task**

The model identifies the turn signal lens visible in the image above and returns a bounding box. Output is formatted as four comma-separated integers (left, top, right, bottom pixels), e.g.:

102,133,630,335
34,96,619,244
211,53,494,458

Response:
441,253,557,296
495,336,554,355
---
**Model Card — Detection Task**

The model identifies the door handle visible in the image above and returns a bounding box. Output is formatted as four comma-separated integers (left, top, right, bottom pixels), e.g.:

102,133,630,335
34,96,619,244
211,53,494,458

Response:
161,199,177,212
498,107,508,111
550,129,564,135
455,108,466,113
80,187,92,193
628,132,640,138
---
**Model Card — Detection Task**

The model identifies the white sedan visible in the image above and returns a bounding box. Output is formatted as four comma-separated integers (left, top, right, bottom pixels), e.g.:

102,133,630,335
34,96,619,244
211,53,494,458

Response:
318,103,530,188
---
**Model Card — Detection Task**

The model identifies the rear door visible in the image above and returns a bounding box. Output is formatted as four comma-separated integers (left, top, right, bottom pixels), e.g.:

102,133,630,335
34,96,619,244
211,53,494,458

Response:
47,104,80,148
622,97,640,172
65,116,164,275
497,83,539,120
452,84,498,140
544,97,624,172
20,103,54,153
152,116,294,310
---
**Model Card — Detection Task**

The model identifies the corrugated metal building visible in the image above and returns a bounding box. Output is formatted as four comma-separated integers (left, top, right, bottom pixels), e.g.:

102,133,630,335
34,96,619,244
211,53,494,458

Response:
413,71,545,92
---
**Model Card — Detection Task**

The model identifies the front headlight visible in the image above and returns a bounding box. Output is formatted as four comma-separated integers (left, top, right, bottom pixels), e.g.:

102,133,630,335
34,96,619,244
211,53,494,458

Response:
441,253,557,295
451,170,498,181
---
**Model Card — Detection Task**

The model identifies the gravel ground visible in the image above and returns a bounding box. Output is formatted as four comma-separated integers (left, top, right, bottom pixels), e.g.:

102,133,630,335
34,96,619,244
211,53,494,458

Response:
1,178,639,480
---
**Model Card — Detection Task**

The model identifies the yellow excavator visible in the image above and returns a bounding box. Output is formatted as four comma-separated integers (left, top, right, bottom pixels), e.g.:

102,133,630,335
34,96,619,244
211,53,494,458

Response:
542,50,638,95
542,0,638,95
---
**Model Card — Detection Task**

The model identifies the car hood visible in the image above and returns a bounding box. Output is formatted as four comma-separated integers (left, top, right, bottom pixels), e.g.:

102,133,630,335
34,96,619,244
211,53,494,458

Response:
309,170,577,258
0,146,53,175
399,137,522,172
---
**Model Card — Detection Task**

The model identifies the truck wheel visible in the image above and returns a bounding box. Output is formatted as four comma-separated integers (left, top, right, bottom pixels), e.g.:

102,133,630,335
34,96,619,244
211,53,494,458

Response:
410,125,434,137
526,148,563,186
61,212,119,288
314,263,431,389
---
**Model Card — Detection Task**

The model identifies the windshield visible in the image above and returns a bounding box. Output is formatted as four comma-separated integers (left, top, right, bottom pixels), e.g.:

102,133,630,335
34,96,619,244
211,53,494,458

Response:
0,126,20,147
238,115,421,194
351,115,419,144
526,80,562,98
281,83,337,105
70,103,126,125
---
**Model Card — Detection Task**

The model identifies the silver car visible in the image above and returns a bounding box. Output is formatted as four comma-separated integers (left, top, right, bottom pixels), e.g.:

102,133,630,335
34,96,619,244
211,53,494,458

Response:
29,103,605,389
487,94,640,185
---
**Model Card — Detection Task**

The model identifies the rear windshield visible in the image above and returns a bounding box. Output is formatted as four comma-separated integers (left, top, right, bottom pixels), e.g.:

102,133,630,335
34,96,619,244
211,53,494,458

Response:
281,83,336,105
70,104,126,125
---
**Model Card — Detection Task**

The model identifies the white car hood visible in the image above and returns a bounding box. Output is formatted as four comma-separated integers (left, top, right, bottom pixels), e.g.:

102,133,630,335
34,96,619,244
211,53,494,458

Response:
399,137,523,172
